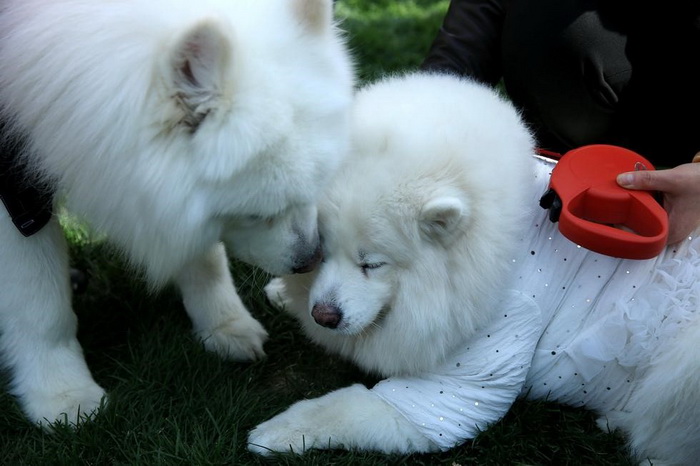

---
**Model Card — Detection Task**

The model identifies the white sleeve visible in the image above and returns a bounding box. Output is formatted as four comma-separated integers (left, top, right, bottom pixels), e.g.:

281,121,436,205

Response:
371,290,542,450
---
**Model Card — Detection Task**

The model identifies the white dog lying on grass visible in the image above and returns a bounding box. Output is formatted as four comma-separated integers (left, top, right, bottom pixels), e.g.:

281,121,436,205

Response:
248,73,700,465
0,0,352,426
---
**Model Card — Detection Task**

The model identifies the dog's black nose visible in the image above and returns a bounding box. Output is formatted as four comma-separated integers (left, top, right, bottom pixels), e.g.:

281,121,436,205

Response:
292,244,323,274
311,302,342,329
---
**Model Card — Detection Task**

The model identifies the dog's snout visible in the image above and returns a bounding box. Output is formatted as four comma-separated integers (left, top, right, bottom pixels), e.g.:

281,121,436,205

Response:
311,302,342,329
292,244,323,274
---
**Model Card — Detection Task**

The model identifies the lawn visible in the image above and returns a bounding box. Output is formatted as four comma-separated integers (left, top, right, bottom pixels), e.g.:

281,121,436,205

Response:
0,1,635,464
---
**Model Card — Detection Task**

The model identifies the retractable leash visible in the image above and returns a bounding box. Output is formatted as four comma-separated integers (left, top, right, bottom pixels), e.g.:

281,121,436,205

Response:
538,144,668,260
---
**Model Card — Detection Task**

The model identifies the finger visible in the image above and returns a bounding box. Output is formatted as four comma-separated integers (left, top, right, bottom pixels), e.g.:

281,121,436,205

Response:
616,169,678,193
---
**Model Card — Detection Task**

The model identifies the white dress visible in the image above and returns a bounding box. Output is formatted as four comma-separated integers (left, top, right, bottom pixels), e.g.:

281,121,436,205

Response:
372,158,700,450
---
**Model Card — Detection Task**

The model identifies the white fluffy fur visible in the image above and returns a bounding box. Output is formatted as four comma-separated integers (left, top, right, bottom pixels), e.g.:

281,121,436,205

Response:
249,72,536,453
0,0,353,425
277,73,536,376
248,73,700,465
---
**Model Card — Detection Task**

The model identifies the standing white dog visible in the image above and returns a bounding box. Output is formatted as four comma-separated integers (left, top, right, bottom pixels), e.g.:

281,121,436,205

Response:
0,0,353,425
248,73,700,465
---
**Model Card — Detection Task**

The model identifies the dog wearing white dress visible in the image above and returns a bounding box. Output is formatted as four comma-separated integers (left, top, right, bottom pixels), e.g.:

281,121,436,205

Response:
248,73,700,465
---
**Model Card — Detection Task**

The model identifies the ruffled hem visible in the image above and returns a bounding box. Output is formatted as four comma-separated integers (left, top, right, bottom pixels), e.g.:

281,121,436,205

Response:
521,159,700,410
611,234,700,370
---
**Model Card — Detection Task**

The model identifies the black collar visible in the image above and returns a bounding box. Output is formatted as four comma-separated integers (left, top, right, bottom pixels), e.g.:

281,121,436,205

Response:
0,130,53,237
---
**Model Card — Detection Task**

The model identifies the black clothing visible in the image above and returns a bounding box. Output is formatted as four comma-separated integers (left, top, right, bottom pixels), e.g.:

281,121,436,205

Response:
422,0,700,167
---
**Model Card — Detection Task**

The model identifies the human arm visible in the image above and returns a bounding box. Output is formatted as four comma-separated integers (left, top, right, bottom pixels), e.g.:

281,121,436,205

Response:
616,154,700,245
420,0,506,86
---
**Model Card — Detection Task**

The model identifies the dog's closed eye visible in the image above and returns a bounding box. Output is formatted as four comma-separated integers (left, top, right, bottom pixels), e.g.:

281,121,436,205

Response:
360,262,386,276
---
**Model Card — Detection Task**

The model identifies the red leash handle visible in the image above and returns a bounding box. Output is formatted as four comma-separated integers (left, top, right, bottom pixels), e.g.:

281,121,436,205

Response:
541,145,669,259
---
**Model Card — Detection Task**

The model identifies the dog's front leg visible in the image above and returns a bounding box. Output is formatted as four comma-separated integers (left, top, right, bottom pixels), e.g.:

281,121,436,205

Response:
175,242,268,361
0,214,105,426
247,383,439,455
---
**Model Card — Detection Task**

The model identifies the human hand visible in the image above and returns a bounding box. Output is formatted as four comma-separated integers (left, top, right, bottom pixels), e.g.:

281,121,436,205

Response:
617,154,700,244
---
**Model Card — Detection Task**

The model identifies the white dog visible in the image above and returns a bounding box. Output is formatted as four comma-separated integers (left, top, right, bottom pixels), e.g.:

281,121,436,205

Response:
248,73,700,465
0,0,353,425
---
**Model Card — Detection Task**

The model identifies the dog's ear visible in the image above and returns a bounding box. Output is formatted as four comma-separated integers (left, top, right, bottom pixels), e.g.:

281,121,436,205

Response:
293,0,333,34
419,197,466,244
168,19,231,132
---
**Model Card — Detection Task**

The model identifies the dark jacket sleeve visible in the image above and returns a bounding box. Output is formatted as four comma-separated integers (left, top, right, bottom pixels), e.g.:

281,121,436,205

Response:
420,0,507,86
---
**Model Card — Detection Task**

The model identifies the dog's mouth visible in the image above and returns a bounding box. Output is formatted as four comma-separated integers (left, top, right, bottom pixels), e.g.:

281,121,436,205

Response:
370,305,390,329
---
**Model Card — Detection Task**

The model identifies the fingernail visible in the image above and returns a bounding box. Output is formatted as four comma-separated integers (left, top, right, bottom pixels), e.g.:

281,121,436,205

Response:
617,173,634,187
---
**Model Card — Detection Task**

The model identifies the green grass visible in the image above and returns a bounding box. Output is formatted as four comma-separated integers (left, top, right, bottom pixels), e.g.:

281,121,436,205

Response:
336,0,450,83
0,1,635,464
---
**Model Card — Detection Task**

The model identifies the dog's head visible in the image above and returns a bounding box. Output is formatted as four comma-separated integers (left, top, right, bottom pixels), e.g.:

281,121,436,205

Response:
0,0,353,282
304,155,489,376
154,0,354,277
293,74,536,376
310,162,469,334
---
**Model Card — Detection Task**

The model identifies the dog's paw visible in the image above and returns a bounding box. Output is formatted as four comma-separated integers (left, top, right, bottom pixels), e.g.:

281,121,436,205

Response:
24,383,107,428
264,277,288,310
247,405,324,455
248,384,375,455
195,314,268,362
